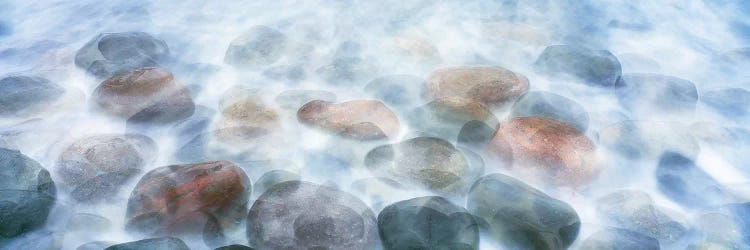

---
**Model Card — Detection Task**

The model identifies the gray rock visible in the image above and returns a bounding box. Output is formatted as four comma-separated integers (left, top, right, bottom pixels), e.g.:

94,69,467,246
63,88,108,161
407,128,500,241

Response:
247,181,380,249
0,75,65,116
467,174,580,250
104,237,190,250
511,91,589,132
701,88,750,119
596,190,687,243
214,245,255,250
0,230,60,250
579,228,660,250
76,241,115,250
378,196,479,250
66,213,111,233
0,147,55,194
253,170,300,197
224,26,286,68
364,74,425,108
534,45,622,87
615,74,698,119
656,151,733,208
75,32,170,79
456,120,495,151
274,90,336,110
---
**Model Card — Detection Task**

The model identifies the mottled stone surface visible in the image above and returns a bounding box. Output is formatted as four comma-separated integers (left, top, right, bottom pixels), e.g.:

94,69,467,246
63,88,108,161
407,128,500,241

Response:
426,66,529,107
56,134,156,202
656,151,733,208
246,181,380,249
534,45,622,87
298,100,400,140
0,148,56,238
104,237,190,250
365,137,483,194
225,26,287,68
378,196,479,250
486,117,598,186
275,89,336,110
511,91,589,132
0,75,65,116
125,160,250,246
596,190,687,243
615,73,698,119
92,67,195,123
579,228,660,250
468,174,580,250
75,32,170,79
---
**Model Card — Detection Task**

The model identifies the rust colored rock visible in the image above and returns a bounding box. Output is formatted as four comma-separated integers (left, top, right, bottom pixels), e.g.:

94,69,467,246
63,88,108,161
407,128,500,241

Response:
426,66,529,107
486,117,597,186
297,100,400,140
125,160,251,242
93,67,194,123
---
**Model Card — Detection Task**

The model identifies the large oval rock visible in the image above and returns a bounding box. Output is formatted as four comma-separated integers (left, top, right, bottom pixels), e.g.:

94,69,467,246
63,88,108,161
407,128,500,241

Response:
486,117,598,186
365,137,483,194
615,73,698,119
92,67,195,123
534,45,622,87
224,26,286,68
426,66,529,107
511,91,589,132
596,190,687,243
104,237,189,250
125,160,250,246
468,174,580,250
656,151,734,208
579,228,660,250
75,32,170,79
247,181,380,249
0,148,56,238
0,75,65,116
378,196,479,250
701,88,750,119
298,100,400,140
56,134,157,203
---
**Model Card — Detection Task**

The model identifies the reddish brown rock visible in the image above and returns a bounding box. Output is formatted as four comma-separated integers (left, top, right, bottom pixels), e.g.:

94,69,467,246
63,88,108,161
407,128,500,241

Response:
93,67,194,123
125,160,250,242
486,117,598,186
426,66,529,107
297,100,400,140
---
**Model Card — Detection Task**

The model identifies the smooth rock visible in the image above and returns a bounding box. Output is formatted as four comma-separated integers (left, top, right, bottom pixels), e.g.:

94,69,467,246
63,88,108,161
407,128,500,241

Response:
579,228,660,250
701,88,750,119
486,117,598,186
365,137,483,194
656,151,733,208
457,120,495,151
246,181,380,249
253,170,300,197
0,148,56,238
364,74,425,108
408,96,498,140
77,241,115,250
426,66,529,107
66,213,111,232
468,174,580,250
0,75,65,116
56,134,156,203
534,45,622,87
75,32,169,79
215,244,255,250
104,237,190,250
225,26,286,68
511,91,589,132
378,196,479,250
596,190,687,243
615,73,698,119
298,100,400,140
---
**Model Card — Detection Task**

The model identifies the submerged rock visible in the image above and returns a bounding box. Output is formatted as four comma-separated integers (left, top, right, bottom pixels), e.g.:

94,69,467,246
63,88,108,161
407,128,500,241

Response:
486,117,598,186
656,151,733,208
378,196,479,250
467,174,580,250
275,89,336,111
511,91,589,132
615,73,698,119
701,88,750,119
246,181,380,249
534,45,622,87
408,96,498,140
298,100,400,140
92,67,195,123
579,228,660,250
0,148,56,239
125,161,250,247
56,134,156,203
365,137,483,194
225,26,287,68
596,190,687,243
0,75,65,117
364,74,425,109
104,237,190,250
75,32,170,79
426,66,529,107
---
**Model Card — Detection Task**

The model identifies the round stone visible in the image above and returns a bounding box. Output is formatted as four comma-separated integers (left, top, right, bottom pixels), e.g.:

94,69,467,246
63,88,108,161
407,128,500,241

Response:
298,100,400,140
426,66,529,107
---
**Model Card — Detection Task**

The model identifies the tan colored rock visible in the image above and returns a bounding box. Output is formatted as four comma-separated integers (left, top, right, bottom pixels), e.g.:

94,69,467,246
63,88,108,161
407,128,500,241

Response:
214,87,280,145
426,66,529,107
298,100,400,140
486,117,598,186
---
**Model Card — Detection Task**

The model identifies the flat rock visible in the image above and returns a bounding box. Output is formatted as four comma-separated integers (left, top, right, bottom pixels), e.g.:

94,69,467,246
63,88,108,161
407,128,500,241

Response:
298,100,400,140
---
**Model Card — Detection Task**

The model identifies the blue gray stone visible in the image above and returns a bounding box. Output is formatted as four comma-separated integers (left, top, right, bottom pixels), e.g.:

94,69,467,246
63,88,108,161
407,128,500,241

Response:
580,228,660,250
615,73,698,118
596,190,687,243
224,26,286,68
75,32,170,79
0,75,65,116
534,45,622,87
104,237,190,250
656,151,734,208
701,88,750,118
511,91,589,132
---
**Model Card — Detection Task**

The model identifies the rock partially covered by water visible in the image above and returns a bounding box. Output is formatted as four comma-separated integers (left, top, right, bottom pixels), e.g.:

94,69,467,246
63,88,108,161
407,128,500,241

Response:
426,66,529,108
511,91,590,132
457,120,495,151
487,117,598,186
656,151,733,208
104,237,190,250
225,26,287,68
215,87,279,141
0,230,61,250
253,170,300,197
579,228,660,250
246,181,380,249
711,203,750,246
75,32,170,79
534,45,622,87
125,161,250,246
701,88,750,119
56,134,156,203
275,89,336,111
364,74,425,109
0,75,65,117
615,73,698,119
378,196,479,250
597,121,699,161
0,148,56,238
215,244,255,250
93,67,195,123
596,190,687,243
409,96,498,140
468,174,580,250
298,100,400,140
365,137,483,194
